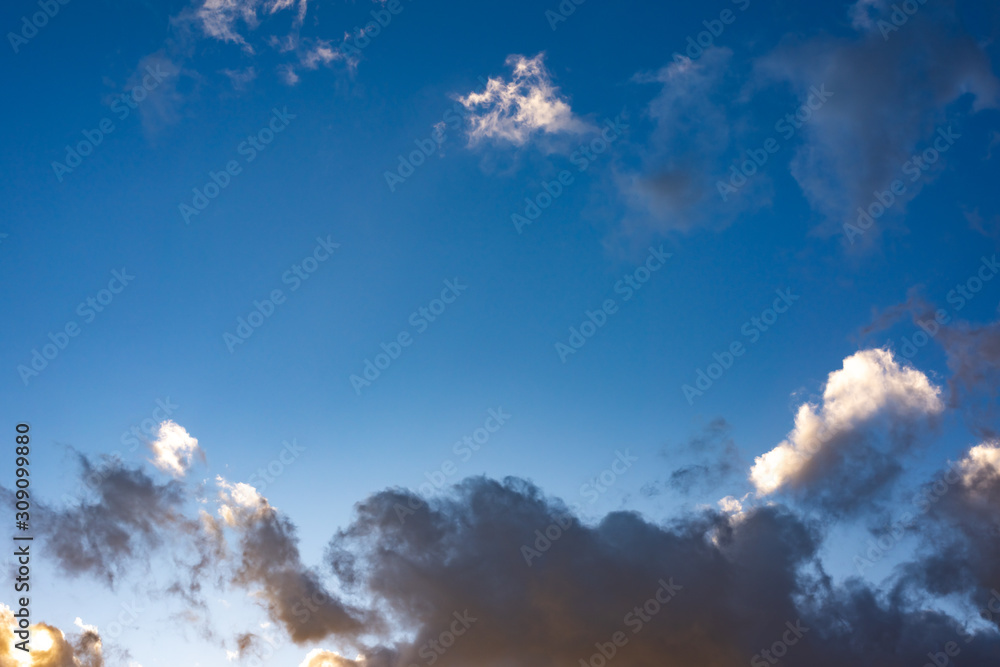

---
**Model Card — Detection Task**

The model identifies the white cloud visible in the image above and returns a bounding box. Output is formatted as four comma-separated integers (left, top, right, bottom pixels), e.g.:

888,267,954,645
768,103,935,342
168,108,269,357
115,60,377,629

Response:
750,348,944,497
456,53,590,146
149,420,203,477
958,440,1000,490
195,0,309,51
216,475,265,526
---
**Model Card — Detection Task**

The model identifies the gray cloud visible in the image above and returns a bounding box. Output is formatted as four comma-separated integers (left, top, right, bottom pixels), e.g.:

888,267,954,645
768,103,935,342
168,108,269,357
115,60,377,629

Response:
756,2,999,237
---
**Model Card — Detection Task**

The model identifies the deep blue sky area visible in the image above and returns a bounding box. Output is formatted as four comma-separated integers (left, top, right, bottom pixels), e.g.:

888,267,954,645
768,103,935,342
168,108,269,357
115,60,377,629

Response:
2,0,1000,665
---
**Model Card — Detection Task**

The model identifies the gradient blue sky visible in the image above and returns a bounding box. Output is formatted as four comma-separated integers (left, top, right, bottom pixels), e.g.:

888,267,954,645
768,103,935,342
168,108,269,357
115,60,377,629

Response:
2,0,1000,665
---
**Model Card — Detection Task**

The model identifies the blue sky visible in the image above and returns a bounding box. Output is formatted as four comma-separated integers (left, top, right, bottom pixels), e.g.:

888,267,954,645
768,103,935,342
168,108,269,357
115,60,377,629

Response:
2,0,1000,665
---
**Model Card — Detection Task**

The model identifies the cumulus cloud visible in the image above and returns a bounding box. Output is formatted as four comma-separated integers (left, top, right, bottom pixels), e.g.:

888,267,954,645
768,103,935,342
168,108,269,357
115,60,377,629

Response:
755,1,1000,236
323,476,1000,667
750,348,944,511
0,606,104,666
456,53,590,147
958,440,1000,491
902,441,1000,621
149,420,203,477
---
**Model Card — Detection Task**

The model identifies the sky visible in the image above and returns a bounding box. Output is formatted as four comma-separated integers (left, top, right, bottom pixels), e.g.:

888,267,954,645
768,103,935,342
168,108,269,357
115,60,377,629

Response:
2,0,1000,665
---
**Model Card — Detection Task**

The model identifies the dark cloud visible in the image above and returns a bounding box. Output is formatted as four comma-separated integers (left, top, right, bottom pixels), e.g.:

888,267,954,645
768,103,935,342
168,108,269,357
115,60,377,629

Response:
902,442,1000,623
16,453,201,586
321,476,1000,667
216,479,372,645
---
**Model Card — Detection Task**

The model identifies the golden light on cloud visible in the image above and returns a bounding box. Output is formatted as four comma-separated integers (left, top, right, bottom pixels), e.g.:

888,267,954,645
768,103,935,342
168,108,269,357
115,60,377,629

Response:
1,605,103,667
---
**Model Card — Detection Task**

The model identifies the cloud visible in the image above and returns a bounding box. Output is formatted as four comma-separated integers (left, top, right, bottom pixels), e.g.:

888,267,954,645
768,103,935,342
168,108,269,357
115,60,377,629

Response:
456,53,590,147
194,0,309,51
750,348,944,512
616,49,771,234
643,418,744,498
298,649,361,667
755,1,999,235
149,420,203,477
214,477,371,644
21,454,201,586
958,440,1000,491
0,605,104,666
862,292,1000,436
935,316,1000,433
323,476,1000,667
901,441,1000,621
8,447,1000,664
221,66,258,90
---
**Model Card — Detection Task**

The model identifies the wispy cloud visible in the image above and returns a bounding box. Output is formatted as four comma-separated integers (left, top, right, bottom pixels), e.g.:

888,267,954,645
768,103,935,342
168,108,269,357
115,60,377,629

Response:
456,53,590,147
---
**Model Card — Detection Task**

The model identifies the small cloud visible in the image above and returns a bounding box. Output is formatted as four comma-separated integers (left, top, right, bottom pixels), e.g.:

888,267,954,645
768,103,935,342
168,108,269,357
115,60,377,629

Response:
222,66,258,90
150,420,203,477
456,53,590,146
958,440,1000,490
